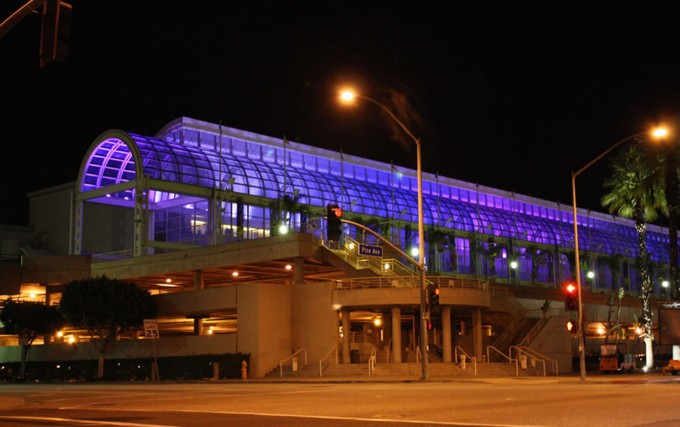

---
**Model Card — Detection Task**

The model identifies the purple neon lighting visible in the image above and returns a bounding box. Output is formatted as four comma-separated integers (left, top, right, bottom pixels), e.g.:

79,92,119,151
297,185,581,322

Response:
80,126,672,263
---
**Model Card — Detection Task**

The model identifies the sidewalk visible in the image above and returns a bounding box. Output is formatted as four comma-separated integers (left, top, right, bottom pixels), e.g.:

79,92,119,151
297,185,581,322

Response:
232,370,676,385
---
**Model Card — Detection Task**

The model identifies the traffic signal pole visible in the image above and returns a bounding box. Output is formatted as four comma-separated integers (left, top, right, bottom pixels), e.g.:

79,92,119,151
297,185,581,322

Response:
0,0,45,39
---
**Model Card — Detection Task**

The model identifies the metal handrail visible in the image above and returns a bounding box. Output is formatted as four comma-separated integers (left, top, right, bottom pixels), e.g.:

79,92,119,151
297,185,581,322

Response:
509,345,558,376
368,347,377,376
334,275,488,290
318,346,338,377
519,315,549,347
486,345,512,363
384,337,392,363
279,348,307,377
454,345,477,375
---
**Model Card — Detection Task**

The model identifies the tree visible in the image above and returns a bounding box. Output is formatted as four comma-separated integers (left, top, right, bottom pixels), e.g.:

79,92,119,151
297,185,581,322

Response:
601,143,664,369
604,287,625,346
59,276,157,379
0,298,65,379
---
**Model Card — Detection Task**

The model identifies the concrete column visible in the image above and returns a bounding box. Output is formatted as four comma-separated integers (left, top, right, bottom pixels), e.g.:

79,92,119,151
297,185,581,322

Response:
294,257,304,285
194,270,204,335
44,284,53,343
341,309,351,364
391,307,402,363
194,318,203,335
194,270,204,290
442,306,452,363
473,308,483,361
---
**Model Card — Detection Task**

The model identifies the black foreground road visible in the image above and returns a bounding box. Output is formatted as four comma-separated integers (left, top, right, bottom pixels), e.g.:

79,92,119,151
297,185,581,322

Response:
1,375,680,427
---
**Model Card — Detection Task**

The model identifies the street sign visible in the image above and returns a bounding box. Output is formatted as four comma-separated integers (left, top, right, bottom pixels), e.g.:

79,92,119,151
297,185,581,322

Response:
144,319,159,340
359,244,383,257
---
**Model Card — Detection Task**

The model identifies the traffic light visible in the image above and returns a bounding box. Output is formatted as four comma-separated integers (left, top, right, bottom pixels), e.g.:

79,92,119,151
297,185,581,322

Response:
40,0,72,68
563,281,578,311
326,204,342,244
427,284,440,310
566,319,578,333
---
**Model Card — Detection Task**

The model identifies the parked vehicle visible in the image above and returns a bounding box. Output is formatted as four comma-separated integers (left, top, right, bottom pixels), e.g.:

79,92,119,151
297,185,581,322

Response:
599,344,635,373
662,360,680,375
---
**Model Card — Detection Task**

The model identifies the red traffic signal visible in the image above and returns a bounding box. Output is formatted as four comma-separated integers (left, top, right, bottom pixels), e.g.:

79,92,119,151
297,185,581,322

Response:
563,281,578,311
427,284,440,310
326,204,342,243
566,319,578,333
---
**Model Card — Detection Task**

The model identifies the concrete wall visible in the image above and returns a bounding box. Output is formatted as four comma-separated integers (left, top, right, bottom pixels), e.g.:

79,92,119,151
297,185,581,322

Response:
81,202,135,254
28,183,74,255
156,286,237,317
292,282,338,364
237,282,292,377
334,286,490,308
0,334,236,363
528,315,573,374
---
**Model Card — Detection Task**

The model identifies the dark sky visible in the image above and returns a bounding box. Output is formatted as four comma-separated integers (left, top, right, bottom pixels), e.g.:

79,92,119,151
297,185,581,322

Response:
3,1,680,226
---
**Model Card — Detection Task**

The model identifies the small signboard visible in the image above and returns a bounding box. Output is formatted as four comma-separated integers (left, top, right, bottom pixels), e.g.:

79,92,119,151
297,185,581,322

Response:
359,244,383,257
144,319,160,340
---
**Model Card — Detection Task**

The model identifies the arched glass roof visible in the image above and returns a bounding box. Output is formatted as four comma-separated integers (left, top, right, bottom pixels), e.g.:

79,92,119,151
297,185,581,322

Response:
78,119,672,263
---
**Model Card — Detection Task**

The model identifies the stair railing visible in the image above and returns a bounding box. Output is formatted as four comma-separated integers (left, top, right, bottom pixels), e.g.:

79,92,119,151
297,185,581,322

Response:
383,337,392,363
509,345,558,376
453,345,477,375
279,348,307,377
486,345,512,364
368,346,377,376
318,346,338,377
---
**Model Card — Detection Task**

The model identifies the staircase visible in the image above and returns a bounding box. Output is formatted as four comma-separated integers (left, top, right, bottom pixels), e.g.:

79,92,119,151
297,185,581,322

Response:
279,361,544,379
322,236,422,287
488,286,538,358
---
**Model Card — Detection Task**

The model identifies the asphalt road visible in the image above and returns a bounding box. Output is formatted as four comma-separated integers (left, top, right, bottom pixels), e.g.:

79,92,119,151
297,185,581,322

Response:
1,374,679,426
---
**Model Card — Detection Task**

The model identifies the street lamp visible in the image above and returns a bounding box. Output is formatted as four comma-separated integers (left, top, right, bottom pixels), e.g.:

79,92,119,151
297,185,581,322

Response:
571,126,668,381
339,88,429,380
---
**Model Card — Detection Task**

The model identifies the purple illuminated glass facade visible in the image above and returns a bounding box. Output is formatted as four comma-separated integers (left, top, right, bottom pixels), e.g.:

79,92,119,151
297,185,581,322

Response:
75,117,672,294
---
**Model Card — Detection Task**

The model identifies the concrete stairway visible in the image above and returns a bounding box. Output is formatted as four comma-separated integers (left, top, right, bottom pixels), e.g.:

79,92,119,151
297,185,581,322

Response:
313,361,544,378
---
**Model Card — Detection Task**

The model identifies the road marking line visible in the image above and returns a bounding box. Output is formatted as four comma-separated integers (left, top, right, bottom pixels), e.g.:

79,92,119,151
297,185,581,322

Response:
0,416,179,427
68,407,546,427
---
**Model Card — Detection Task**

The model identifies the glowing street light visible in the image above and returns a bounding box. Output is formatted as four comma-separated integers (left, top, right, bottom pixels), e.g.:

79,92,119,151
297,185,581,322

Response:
571,126,668,381
339,87,429,380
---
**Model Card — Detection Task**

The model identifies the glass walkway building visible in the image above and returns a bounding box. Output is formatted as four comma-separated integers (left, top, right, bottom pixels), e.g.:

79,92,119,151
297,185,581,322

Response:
0,116,674,377
77,117,670,291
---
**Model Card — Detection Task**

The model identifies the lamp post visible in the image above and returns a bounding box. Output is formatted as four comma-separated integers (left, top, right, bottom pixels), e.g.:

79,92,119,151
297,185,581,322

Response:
571,127,668,382
339,89,429,380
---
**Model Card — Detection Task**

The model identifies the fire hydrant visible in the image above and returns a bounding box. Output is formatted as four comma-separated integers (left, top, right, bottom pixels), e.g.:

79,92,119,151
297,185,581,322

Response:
241,360,248,382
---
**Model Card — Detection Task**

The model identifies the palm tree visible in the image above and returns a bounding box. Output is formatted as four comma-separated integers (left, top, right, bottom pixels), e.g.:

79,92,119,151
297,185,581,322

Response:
601,143,665,369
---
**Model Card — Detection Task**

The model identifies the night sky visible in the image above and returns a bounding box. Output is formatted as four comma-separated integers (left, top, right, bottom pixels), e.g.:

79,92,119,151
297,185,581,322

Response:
3,1,680,226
